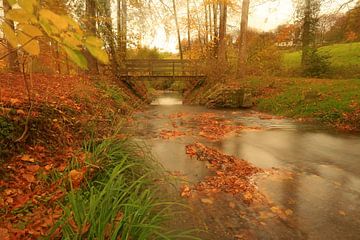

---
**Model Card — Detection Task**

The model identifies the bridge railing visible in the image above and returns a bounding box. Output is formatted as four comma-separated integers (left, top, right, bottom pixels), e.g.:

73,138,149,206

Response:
120,59,204,78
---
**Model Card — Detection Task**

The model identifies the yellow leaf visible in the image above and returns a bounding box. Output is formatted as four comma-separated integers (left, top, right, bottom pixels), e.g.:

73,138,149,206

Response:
62,33,82,50
85,36,103,48
5,9,35,23
63,15,83,34
18,24,43,37
86,44,109,64
1,23,18,48
6,0,17,6
18,0,38,14
17,32,40,55
39,9,68,31
62,45,88,70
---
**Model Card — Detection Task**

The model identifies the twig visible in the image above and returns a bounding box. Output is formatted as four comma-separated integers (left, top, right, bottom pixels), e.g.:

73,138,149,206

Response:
15,57,33,142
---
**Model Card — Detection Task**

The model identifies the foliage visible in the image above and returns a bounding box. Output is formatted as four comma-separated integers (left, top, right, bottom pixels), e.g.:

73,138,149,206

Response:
301,49,331,77
246,32,282,76
127,46,162,59
1,0,109,69
324,2,360,43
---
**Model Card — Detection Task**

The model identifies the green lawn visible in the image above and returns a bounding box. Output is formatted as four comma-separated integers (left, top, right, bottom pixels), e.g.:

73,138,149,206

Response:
244,77,360,130
282,42,360,71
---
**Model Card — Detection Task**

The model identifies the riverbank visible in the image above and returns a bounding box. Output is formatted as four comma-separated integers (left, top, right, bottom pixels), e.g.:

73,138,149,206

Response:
244,77,360,131
185,77,360,132
0,73,176,239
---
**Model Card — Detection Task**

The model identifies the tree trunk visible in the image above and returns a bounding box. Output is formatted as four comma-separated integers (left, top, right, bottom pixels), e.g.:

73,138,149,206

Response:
121,0,127,61
213,3,218,39
237,0,250,77
172,0,183,60
85,0,99,73
208,4,213,41
204,0,209,44
117,0,121,51
3,0,19,72
187,0,191,51
218,2,227,61
301,0,312,67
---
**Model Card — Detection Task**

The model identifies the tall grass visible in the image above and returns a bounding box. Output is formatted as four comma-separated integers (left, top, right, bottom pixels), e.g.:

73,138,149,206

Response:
50,137,198,239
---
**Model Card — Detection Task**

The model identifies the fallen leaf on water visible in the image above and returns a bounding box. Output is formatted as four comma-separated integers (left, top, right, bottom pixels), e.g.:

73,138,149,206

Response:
180,185,191,198
338,210,346,216
200,198,214,204
285,209,293,216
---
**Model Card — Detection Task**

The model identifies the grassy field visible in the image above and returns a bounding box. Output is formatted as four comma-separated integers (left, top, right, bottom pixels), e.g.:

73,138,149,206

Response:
244,77,360,131
282,42,360,77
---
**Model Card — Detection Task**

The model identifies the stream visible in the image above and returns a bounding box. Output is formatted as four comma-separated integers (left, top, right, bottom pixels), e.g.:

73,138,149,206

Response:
130,91,360,240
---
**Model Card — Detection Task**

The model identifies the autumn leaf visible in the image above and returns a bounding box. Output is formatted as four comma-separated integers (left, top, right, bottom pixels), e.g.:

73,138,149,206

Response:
0,228,10,240
20,154,35,162
69,169,84,188
23,173,36,183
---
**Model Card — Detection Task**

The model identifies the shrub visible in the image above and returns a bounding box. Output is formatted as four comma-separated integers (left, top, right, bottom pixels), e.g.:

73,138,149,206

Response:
302,49,331,77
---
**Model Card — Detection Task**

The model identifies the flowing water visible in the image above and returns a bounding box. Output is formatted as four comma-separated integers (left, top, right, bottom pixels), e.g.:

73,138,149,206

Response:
131,91,360,240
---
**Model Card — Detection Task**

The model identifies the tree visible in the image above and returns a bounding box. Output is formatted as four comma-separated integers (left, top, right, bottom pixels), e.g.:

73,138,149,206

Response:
300,0,320,67
85,0,99,73
172,0,183,59
187,0,191,50
217,0,227,61
117,0,127,62
237,0,249,77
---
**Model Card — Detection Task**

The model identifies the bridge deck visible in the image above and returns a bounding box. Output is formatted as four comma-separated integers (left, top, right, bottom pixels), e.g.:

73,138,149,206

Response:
120,59,205,79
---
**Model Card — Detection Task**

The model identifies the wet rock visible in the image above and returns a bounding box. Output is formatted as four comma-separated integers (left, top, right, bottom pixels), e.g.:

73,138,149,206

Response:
205,87,253,108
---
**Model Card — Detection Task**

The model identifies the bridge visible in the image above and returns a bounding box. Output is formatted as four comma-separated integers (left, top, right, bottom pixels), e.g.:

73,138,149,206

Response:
120,59,205,81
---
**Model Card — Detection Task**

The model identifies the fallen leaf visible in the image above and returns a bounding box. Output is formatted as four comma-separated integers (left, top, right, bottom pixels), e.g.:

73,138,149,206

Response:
338,210,346,216
69,170,84,188
0,228,10,240
200,198,214,204
285,209,293,216
26,165,40,172
20,155,35,163
23,174,36,183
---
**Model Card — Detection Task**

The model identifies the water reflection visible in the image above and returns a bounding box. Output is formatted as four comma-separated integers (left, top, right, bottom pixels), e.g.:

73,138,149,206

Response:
150,92,183,105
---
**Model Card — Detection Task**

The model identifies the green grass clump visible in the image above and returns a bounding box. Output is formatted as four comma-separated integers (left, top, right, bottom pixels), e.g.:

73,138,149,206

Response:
50,137,197,239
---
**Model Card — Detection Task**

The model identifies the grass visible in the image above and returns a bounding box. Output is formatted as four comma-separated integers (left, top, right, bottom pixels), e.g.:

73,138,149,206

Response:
282,42,360,77
49,135,198,239
244,77,360,130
